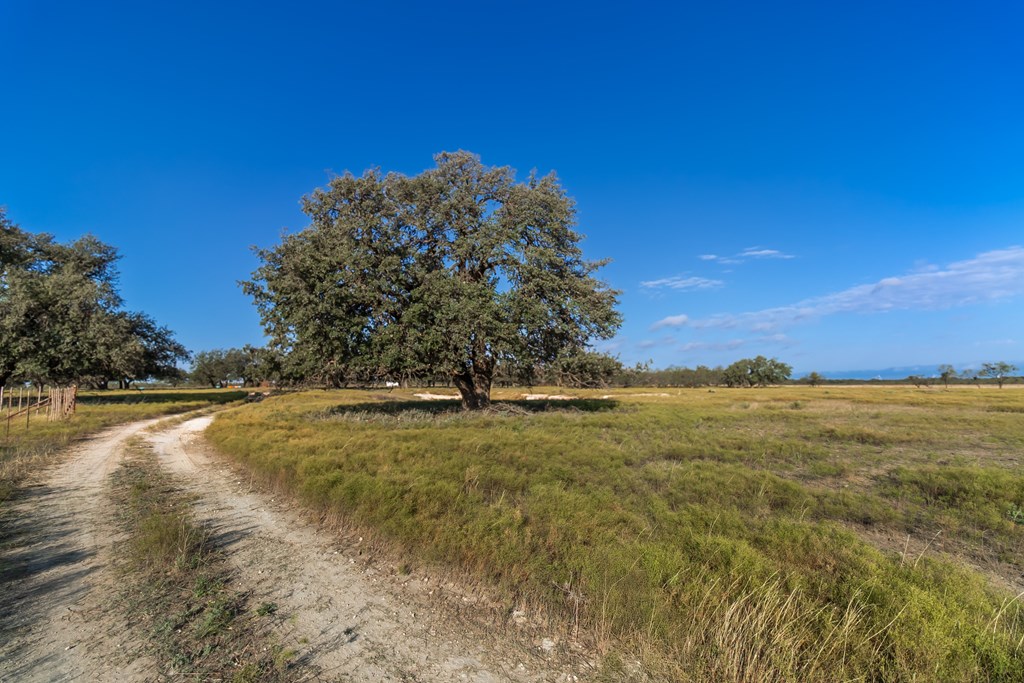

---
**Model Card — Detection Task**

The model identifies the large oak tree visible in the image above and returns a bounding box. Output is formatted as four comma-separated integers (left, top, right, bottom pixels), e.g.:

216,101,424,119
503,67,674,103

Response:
245,151,621,409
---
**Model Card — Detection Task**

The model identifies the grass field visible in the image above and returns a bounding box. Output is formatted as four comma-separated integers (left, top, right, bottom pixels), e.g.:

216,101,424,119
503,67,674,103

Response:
1,389,246,506
206,386,1024,681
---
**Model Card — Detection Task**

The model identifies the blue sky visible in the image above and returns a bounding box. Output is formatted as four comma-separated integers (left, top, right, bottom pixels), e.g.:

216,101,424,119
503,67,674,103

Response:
3,1,1023,374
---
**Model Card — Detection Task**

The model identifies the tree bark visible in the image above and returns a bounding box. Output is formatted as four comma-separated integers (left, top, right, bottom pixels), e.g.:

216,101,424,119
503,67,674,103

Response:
452,370,492,410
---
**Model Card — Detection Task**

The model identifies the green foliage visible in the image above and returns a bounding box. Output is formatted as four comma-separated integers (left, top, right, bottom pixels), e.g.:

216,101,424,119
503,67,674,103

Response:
207,387,1024,681
190,346,278,387
616,363,723,387
980,362,1019,388
803,371,824,386
722,355,793,387
879,466,1024,535
255,601,278,616
0,208,188,386
244,151,621,408
548,350,624,388
1010,505,1024,525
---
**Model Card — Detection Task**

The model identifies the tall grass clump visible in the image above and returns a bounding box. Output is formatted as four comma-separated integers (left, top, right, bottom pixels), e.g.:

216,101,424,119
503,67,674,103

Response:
206,387,1024,681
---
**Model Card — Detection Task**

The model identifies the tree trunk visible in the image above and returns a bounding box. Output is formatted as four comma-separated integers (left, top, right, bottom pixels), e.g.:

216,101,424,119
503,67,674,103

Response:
452,370,492,410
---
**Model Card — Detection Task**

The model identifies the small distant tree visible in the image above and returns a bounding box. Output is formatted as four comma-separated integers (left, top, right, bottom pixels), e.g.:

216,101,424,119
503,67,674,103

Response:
751,356,791,386
191,349,233,388
721,361,748,388
907,375,929,388
693,364,723,387
615,360,652,388
239,345,282,386
804,371,824,387
192,346,285,388
937,364,956,389
979,361,1017,389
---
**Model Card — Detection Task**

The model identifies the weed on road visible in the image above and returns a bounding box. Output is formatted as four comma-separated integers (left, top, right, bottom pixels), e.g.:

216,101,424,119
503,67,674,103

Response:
110,440,294,682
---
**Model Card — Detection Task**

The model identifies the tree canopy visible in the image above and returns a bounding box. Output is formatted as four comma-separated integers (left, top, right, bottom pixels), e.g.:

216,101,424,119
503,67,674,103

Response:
245,151,621,409
0,208,189,387
721,356,793,387
979,361,1018,389
191,346,279,387
803,371,824,387
548,350,624,389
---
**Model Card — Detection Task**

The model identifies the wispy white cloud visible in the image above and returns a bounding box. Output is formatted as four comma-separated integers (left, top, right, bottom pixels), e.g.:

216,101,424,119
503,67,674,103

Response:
974,338,1018,347
678,333,795,354
679,339,747,353
654,246,1024,332
641,275,724,291
739,247,795,259
700,246,796,264
651,314,689,330
637,335,678,350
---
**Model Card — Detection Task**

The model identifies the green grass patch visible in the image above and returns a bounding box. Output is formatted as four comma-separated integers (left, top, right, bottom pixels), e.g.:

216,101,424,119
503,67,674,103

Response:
207,387,1024,681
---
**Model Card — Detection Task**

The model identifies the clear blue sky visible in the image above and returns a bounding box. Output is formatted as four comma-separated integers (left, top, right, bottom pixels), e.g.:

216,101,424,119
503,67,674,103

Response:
3,1,1023,374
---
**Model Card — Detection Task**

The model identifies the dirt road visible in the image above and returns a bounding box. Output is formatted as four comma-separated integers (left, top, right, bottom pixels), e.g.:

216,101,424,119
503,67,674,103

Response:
0,419,162,682
1,415,588,682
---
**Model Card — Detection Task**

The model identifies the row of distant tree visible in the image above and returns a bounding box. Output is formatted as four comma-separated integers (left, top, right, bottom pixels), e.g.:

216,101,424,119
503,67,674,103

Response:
1,209,189,388
184,348,1019,390
905,362,1019,389
615,360,1018,389
183,348,796,390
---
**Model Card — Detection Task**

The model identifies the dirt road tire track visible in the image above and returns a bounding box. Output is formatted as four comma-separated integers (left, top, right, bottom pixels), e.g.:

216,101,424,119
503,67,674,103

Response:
148,416,589,682
0,418,165,683
1,414,593,682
